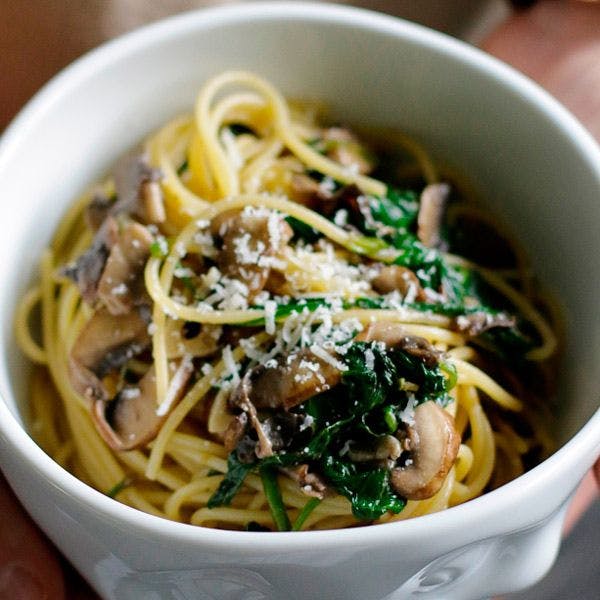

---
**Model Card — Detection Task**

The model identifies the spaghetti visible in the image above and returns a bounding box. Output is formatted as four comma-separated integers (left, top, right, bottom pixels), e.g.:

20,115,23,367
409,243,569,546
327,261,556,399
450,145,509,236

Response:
17,71,557,531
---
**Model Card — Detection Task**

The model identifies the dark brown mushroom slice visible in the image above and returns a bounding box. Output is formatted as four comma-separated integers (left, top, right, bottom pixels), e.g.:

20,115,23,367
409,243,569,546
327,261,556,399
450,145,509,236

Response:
68,307,151,403
390,401,460,500
371,265,427,302
452,311,516,337
210,208,293,301
230,348,343,412
85,192,114,231
92,358,193,451
356,322,442,368
417,183,450,248
112,151,165,224
62,217,118,305
290,173,336,211
96,219,153,315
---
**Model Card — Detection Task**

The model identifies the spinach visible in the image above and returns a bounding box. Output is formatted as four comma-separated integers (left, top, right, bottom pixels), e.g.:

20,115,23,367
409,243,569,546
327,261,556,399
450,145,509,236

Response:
228,123,256,136
208,339,456,521
292,497,321,531
106,477,131,499
322,456,405,520
177,159,189,176
343,342,397,412
285,215,321,244
346,187,451,291
207,452,253,508
366,188,419,234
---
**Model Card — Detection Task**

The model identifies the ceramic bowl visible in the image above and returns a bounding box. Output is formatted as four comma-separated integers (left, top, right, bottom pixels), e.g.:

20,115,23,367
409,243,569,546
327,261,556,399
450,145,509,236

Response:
0,3,599,599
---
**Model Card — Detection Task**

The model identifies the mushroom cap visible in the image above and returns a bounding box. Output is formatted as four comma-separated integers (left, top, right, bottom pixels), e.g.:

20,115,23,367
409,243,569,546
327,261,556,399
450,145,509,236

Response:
390,401,460,500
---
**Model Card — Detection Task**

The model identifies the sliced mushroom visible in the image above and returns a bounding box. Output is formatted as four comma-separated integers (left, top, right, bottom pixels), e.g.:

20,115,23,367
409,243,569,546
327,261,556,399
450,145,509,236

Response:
68,307,151,403
390,401,460,500
347,434,402,464
64,215,154,314
112,151,165,224
92,358,193,451
356,322,442,368
223,412,248,453
290,173,335,211
165,321,222,359
417,183,450,248
452,311,516,337
97,218,153,314
63,241,110,305
85,192,114,231
230,348,342,412
371,265,427,302
210,208,293,300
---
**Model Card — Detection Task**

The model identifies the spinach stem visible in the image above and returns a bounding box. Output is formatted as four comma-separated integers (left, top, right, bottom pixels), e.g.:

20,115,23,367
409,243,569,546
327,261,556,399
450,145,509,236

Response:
260,466,291,531
292,497,321,531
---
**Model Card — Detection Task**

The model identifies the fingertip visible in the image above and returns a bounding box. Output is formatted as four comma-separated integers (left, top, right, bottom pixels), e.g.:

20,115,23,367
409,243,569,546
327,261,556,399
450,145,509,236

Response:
0,476,65,600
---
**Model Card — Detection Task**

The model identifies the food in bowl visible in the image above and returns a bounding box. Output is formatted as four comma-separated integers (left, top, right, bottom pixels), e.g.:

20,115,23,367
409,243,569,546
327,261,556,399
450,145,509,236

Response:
16,71,558,532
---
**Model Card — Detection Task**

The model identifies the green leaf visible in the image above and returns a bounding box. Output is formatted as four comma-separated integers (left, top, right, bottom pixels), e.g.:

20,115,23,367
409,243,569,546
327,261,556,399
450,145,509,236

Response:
292,498,321,531
321,456,405,521
369,188,419,233
207,452,253,508
285,215,321,243
343,342,397,412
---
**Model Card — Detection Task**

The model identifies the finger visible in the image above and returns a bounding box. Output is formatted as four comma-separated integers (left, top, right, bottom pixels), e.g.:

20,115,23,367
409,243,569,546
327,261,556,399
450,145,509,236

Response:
481,1,600,140
562,469,599,536
0,474,65,600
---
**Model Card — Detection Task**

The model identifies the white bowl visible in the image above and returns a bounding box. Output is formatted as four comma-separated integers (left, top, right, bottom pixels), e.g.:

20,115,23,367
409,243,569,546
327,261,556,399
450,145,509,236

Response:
0,3,599,599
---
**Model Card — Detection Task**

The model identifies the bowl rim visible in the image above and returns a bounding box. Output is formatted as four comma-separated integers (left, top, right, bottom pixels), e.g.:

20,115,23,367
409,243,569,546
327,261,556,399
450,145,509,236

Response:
0,1,599,551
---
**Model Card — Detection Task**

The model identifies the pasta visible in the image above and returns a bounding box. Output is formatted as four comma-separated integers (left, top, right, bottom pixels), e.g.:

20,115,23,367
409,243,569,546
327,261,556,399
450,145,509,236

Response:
16,71,558,531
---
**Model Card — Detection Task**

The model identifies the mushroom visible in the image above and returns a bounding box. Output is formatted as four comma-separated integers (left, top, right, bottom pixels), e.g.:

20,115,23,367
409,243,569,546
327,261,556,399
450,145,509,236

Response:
452,311,516,337
347,434,402,464
417,183,450,248
371,265,427,302
62,219,114,305
390,401,460,500
65,151,165,306
210,208,293,300
230,348,342,412
92,358,193,451
85,192,113,231
112,151,165,224
68,307,151,403
165,321,222,359
64,215,154,313
96,218,154,314
225,348,342,459
356,322,442,368
290,173,335,211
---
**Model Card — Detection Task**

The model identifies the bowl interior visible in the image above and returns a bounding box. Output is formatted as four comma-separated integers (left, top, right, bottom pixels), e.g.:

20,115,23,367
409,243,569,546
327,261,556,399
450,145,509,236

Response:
1,6,599,454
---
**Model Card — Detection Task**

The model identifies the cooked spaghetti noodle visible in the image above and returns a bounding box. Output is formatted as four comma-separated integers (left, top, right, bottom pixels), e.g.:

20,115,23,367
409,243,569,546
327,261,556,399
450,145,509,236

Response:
17,71,557,531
